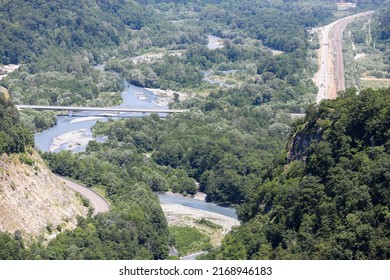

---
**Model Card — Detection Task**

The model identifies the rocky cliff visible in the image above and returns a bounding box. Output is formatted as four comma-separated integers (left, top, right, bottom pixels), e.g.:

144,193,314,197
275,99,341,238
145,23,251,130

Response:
0,149,87,240
286,104,333,163
286,122,323,163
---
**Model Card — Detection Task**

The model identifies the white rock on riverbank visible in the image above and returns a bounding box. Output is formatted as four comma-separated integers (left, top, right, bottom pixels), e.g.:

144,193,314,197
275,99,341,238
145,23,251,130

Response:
145,87,189,106
0,64,19,80
50,129,94,153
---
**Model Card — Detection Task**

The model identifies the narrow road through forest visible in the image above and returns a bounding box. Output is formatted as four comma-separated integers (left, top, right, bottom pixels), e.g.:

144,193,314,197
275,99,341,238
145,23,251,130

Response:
58,176,110,215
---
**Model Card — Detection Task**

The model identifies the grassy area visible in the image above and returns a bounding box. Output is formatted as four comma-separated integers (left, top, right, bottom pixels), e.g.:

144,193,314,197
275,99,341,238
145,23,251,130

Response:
344,16,390,92
361,78,390,90
169,226,212,256
197,218,223,230
342,31,359,90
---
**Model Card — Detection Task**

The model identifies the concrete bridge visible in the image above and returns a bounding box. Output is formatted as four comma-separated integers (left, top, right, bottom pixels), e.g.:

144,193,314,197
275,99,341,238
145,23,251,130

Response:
16,104,305,119
15,105,187,114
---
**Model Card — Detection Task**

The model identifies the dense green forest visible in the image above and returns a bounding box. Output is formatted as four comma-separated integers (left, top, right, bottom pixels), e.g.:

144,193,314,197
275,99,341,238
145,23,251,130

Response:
0,0,389,260
205,87,390,259
2,0,383,122
0,0,159,64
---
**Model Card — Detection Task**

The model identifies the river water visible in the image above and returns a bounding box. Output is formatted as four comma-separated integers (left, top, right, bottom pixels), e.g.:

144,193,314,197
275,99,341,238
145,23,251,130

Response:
34,80,237,219
34,83,166,152
158,193,237,219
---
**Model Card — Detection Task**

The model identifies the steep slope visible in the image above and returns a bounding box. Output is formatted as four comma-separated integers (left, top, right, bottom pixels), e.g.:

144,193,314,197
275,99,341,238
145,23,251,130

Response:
1,87,88,240
0,150,88,239
209,87,390,260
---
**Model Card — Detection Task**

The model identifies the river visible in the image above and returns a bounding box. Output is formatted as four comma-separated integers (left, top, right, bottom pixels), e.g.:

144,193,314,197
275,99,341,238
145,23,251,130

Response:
34,79,237,220
158,193,237,219
34,83,166,152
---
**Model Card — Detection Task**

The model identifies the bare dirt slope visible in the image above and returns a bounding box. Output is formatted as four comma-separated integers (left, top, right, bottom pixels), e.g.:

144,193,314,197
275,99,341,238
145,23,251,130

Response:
0,150,88,239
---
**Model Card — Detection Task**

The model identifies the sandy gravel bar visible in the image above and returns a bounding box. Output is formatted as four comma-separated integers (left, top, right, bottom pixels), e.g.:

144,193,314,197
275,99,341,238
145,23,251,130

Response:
160,202,240,234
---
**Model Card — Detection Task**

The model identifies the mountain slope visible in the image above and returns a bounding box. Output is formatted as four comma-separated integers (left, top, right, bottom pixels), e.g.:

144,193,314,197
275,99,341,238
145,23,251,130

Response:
1,86,87,240
0,150,88,239
0,0,154,64
209,87,390,260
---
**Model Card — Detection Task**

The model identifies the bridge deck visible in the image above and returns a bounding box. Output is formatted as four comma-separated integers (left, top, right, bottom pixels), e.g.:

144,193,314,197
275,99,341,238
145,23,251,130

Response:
15,105,187,114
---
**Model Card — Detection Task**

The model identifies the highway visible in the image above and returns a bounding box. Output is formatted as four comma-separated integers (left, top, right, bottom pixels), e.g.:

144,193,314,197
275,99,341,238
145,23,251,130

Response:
314,11,374,103
15,104,187,114
58,176,110,215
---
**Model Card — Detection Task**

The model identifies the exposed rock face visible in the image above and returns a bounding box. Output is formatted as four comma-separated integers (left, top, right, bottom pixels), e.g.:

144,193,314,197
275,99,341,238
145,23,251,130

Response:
286,123,323,163
0,150,87,240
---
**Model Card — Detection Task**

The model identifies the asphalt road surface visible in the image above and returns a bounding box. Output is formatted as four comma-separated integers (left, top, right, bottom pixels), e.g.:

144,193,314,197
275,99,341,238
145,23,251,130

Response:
314,11,374,103
58,176,110,215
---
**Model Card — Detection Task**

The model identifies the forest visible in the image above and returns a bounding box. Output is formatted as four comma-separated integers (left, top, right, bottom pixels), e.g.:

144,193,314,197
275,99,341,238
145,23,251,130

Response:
0,0,389,260
205,87,390,260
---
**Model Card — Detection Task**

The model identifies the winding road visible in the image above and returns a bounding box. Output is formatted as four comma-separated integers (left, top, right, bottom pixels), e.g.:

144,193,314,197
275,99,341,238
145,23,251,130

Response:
58,176,110,215
314,11,374,103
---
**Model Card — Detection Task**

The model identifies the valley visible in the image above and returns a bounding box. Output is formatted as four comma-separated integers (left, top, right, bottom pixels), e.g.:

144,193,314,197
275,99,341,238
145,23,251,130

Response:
0,0,389,261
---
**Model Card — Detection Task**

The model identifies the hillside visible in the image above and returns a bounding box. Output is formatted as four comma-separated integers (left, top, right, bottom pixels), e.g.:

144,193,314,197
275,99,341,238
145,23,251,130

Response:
0,150,88,240
208,87,390,260
0,0,156,64
1,88,87,240
1,0,389,261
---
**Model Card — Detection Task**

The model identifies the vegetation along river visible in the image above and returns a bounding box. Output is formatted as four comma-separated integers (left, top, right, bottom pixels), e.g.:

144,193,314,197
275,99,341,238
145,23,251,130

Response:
34,81,238,220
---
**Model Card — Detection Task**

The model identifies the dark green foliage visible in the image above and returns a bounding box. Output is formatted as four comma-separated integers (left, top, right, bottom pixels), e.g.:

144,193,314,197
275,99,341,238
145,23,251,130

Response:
209,88,390,260
0,92,34,154
1,0,389,262
31,208,168,260
4,57,124,107
19,109,57,132
0,232,24,260
92,101,289,203
0,0,156,64
194,0,334,52
377,9,390,41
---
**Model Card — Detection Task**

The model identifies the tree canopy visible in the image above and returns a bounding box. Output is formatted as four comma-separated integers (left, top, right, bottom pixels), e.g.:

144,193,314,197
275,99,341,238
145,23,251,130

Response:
0,88,33,153
206,87,390,260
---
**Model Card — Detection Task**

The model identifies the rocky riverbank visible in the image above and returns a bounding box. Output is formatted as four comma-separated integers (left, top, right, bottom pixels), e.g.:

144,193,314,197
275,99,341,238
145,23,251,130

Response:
50,129,94,153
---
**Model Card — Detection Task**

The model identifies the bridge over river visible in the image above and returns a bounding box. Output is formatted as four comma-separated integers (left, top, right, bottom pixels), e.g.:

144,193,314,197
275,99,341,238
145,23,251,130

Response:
17,104,305,119
15,104,187,115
